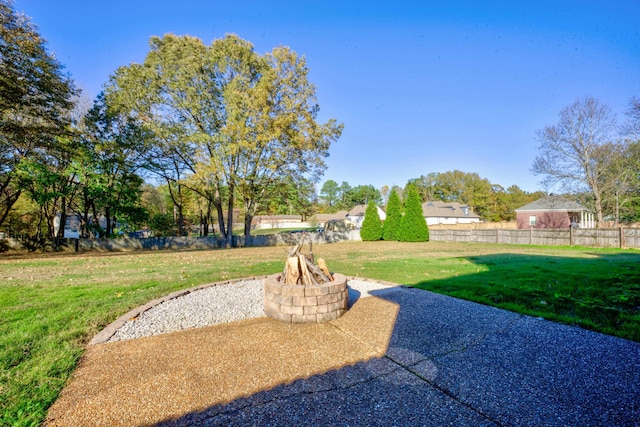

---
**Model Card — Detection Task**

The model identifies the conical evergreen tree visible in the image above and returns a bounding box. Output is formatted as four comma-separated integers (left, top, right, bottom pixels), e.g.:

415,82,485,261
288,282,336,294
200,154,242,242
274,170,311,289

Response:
359,200,383,241
398,185,429,242
382,188,402,241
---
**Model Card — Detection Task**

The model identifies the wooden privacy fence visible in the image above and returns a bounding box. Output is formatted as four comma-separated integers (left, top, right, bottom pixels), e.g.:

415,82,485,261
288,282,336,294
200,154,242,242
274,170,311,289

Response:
430,227,640,249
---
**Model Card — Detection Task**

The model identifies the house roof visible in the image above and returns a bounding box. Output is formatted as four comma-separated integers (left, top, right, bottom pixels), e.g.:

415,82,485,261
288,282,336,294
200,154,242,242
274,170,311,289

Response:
313,211,348,222
514,196,589,213
252,215,302,224
347,205,367,216
421,201,480,219
346,205,388,219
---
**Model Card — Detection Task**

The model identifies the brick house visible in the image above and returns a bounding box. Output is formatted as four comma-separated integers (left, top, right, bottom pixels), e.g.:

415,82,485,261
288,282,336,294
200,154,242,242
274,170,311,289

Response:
515,196,594,229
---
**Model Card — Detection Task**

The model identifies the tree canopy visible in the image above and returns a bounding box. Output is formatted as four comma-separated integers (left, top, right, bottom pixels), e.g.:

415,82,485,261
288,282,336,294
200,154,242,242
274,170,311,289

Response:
0,0,75,231
532,97,620,224
106,34,342,244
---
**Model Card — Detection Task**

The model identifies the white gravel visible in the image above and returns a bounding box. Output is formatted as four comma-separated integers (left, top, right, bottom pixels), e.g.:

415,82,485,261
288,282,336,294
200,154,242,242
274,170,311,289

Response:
108,278,401,343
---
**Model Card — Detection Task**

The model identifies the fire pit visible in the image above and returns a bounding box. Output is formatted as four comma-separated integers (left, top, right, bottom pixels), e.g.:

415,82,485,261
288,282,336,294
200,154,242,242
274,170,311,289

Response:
263,273,348,323
263,238,348,323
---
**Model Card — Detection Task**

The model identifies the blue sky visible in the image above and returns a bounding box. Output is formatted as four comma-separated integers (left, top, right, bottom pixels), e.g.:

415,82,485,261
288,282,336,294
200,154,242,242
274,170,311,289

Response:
16,0,640,193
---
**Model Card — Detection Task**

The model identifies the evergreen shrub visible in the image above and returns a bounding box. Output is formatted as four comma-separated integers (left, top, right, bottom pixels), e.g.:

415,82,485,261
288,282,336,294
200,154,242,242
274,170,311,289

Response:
382,188,402,241
359,200,383,241
398,186,429,242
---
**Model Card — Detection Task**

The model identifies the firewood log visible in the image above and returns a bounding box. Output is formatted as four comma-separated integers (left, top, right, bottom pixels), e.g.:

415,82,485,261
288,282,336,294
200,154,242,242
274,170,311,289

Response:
285,257,300,284
304,257,331,283
298,254,316,285
288,244,301,257
317,258,332,281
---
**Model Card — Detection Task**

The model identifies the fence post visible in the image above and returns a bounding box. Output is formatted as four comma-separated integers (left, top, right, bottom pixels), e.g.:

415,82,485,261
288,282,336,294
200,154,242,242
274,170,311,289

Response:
496,228,499,244
529,227,533,245
619,227,624,249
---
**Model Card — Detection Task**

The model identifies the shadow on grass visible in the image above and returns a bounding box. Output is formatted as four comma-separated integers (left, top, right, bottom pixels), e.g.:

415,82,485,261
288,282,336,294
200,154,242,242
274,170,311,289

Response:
407,252,640,342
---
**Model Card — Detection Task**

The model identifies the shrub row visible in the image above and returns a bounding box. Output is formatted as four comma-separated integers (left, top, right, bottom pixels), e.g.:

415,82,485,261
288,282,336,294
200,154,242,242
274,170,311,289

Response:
360,186,429,242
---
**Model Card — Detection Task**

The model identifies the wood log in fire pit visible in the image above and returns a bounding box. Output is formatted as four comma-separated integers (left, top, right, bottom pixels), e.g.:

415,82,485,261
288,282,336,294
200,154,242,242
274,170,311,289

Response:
282,237,333,285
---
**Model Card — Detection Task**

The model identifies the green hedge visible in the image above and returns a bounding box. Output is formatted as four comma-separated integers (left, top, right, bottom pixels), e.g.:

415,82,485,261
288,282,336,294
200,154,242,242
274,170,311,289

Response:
398,186,429,242
360,200,382,241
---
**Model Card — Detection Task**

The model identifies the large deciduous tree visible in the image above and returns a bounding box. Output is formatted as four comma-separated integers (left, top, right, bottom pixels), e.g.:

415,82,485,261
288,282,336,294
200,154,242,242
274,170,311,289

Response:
107,34,341,245
0,0,75,231
78,93,151,237
107,34,213,238
616,98,640,222
224,43,342,239
319,179,339,209
407,170,493,219
532,97,619,224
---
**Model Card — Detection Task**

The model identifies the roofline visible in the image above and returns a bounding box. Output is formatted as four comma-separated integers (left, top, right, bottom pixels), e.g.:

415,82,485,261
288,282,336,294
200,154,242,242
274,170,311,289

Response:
514,208,589,212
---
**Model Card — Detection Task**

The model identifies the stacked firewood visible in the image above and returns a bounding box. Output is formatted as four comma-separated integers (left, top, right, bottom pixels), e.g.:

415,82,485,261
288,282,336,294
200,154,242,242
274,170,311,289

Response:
282,238,333,285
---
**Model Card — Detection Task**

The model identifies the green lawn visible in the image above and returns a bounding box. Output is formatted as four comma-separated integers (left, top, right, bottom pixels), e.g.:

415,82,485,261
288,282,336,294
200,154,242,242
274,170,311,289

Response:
1,241,639,426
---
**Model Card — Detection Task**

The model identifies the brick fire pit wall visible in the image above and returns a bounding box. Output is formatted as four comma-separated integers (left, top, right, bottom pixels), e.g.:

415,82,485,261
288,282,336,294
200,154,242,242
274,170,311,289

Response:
263,273,348,323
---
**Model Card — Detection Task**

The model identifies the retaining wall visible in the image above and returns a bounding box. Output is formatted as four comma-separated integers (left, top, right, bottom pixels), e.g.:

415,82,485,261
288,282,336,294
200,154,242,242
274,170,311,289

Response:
3,227,639,253
1,230,362,253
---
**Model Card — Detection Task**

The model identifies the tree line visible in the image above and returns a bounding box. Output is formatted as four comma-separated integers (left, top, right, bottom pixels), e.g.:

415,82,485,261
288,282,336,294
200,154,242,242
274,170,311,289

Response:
319,173,547,222
321,96,640,226
532,96,640,225
2,2,638,252
0,2,342,249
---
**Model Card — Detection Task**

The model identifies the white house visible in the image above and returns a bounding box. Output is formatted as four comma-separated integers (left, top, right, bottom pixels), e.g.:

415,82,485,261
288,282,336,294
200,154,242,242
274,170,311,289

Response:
311,210,349,228
346,204,386,228
421,201,481,225
251,215,305,230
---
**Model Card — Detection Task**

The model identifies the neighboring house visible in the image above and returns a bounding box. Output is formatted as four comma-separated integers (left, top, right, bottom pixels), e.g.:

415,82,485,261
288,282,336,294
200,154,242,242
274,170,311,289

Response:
514,195,594,229
252,215,304,230
346,204,386,229
421,201,481,225
312,211,349,228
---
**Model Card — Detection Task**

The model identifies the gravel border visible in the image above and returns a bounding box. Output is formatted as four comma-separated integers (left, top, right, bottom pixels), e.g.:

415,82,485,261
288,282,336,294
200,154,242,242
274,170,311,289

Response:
92,276,403,345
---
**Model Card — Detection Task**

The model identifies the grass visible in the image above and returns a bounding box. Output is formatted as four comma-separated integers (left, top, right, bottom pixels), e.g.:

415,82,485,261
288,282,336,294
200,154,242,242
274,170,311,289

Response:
1,241,639,426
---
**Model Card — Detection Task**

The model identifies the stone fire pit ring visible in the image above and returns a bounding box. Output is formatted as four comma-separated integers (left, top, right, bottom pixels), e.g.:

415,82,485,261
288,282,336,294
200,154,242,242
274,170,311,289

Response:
263,273,348,323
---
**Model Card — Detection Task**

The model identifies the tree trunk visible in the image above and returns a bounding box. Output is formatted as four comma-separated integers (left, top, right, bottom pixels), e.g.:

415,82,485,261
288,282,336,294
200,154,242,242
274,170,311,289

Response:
225,181,234,248
177,185,185,236
213,184,226,239
82,192,90,238
55,206,66,251
243,198,256,244
91,201,99,237
105,206,112,237
594,193,604,226
0,186,20,229
243,212,252,245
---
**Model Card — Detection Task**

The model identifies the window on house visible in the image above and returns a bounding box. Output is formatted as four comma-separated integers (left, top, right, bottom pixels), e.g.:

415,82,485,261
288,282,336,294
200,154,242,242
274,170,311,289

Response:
529,215,536,226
